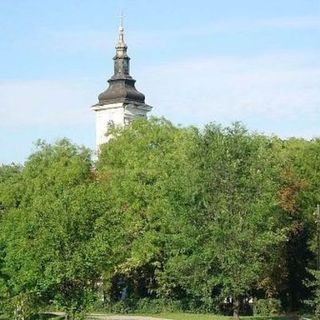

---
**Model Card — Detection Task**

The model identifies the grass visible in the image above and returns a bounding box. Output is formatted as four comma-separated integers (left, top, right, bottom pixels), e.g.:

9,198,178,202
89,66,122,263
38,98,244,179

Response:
0,312,297,320
0,314,64,320
84,311,230,319
85,313,298,320
88,312,294,320
88,313,228,320
144,313,231,319
135,314,294,320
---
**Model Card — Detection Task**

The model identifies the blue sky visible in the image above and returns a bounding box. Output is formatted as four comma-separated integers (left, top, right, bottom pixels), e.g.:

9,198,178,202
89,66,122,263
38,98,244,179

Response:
0,0,319,164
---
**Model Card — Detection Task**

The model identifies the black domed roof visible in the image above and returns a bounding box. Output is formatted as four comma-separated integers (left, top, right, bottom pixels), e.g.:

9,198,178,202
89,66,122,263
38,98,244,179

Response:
95,24,147,106
98,77,145,105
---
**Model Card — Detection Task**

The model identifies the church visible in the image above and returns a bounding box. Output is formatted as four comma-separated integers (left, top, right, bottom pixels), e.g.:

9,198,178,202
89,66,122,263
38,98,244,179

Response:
91,19,153,150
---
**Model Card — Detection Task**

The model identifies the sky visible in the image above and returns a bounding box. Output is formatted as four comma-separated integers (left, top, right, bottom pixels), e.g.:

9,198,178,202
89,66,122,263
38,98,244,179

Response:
0,0,319,164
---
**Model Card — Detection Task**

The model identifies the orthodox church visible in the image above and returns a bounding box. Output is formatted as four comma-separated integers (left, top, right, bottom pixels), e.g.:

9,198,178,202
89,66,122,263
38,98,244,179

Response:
91,19,152,150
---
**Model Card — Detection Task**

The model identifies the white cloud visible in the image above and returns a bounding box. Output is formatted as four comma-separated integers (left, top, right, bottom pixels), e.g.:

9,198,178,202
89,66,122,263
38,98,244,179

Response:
206,16,320,34
33,15,320,54
0,51,319,139
0,79,97,128
131,16,320,46
137,51,320,137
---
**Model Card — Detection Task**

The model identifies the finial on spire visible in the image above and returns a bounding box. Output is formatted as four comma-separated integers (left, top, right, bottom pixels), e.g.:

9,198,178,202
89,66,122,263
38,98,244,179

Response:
118,11,126,46
120,11,124,30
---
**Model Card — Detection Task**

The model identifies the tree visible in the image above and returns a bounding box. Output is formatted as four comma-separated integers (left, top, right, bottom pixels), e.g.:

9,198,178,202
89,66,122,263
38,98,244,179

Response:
0,163,23,216
195,123,285,318
97,117,200,303
1,119,319,318
274,138,318,311
0,140,117,319
0,164,23,316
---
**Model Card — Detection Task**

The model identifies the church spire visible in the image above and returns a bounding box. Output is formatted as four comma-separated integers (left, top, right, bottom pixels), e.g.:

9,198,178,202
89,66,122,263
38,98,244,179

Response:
96,16,146,105
91,17,153,149
113,13,130,77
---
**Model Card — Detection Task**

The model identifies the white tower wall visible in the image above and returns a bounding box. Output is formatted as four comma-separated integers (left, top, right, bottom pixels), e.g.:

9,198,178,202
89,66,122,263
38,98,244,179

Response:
92,102,152,149
93,103,125,147
91,19,152,152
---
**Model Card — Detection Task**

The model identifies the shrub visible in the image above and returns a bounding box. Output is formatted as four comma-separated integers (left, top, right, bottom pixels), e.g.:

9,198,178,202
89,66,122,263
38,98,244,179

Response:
254,298,282,316
135,298,182,313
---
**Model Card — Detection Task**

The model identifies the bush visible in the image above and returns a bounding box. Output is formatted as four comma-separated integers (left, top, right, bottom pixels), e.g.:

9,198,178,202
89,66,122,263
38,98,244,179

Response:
105,300,130,314
305,269,320,320
254,298,282,316
0,293,40,320
135,298,182,313
101,298,182,314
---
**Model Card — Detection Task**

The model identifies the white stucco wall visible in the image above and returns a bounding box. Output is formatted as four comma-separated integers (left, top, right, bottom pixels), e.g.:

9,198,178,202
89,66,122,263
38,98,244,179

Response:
93,103,124,149
92,102,152,152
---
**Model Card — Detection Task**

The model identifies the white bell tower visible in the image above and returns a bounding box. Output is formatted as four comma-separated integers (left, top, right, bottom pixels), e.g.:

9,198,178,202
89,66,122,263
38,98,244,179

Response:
91,17,152,150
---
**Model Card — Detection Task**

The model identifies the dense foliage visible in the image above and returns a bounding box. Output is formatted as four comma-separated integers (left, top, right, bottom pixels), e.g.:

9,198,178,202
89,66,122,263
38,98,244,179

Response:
0,118,319,319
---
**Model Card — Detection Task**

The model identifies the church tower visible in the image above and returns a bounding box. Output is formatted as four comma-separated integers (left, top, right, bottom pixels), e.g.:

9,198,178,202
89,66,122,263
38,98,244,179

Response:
91,18,152,149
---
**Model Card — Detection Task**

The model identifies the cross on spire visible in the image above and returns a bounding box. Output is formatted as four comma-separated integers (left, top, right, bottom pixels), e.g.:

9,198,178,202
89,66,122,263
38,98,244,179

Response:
118,11,125,45
119,11,124,30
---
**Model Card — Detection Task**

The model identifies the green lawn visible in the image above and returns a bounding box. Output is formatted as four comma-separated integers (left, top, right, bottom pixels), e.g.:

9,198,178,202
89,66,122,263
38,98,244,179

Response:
130,314,293,320
0,312,296,320
145,313,231,320
89,313,293,320
0,314,63,320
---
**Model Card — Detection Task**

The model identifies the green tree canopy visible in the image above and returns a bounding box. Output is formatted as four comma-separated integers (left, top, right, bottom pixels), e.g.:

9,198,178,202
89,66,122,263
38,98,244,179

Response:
97,118,200,301
0,140,118,319
0,119,319,319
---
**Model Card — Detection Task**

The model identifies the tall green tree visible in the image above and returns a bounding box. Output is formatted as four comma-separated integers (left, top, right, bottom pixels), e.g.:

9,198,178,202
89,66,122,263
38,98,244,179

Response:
196,123,285,318
0,140,118,319
0,164,23,216
279,138,320,310
1,118,319,318
97,117,200,302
